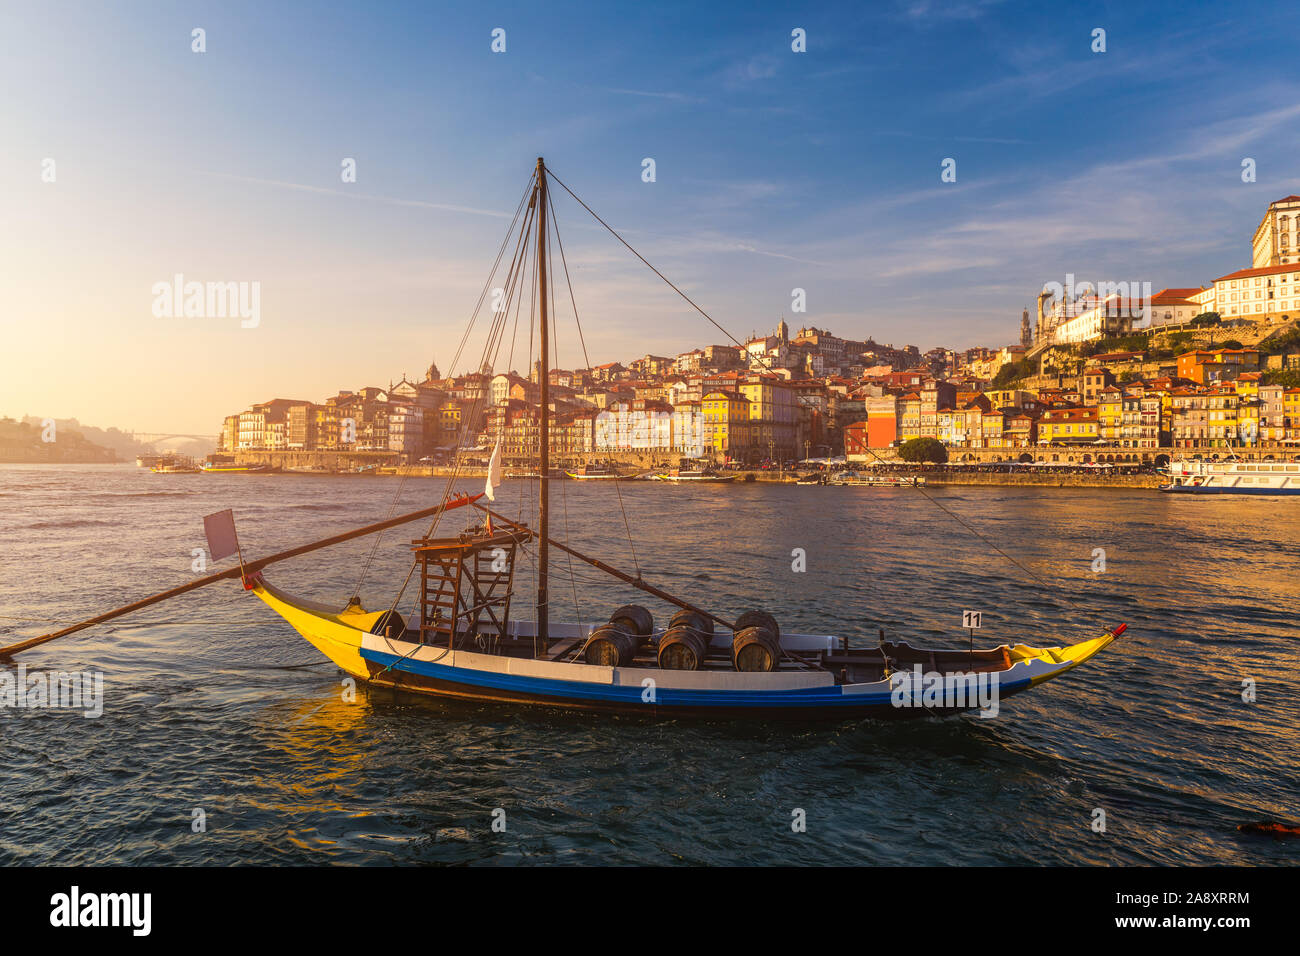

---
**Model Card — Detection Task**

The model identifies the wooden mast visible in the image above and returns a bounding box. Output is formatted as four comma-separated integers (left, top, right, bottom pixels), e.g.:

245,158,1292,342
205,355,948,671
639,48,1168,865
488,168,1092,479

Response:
535,156,550,653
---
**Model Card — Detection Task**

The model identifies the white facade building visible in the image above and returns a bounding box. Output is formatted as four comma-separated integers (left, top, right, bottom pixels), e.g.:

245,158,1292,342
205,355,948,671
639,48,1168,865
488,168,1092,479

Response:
1252,194,1300,268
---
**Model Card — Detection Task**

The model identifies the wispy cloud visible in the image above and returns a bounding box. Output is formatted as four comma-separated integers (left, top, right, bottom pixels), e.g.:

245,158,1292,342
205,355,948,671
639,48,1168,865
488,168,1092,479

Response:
721,54,781,89
896,0,1007,24
603,86,701,103
202,172,513,220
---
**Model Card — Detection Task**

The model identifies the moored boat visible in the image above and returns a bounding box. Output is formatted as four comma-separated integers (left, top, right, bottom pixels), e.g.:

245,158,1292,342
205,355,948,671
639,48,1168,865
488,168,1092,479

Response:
566,462,621,480
1160,458,1300,494
652,467,735,483
201,462,273,474
828,470,925,487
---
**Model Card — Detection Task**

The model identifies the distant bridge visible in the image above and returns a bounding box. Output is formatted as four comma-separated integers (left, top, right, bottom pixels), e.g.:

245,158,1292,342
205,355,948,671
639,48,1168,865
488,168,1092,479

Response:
130,432,218,445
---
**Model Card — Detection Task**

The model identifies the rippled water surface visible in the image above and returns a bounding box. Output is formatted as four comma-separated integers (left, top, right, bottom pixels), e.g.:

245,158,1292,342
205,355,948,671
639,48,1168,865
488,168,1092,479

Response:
1,464,1297,865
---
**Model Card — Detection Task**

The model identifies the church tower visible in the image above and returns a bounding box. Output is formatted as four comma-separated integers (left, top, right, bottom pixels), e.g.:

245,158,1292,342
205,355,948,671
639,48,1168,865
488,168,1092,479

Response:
777,316,789,345
1020,308,1032,347
425,358,441,382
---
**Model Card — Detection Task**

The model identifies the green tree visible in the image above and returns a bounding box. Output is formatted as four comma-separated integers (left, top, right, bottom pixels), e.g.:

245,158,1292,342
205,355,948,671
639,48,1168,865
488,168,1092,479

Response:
899,437,948,463
992,358,1032,388
1262,368,1300,388
1190,312,1221,328
1087,333,1148,355
1262,325,1300,352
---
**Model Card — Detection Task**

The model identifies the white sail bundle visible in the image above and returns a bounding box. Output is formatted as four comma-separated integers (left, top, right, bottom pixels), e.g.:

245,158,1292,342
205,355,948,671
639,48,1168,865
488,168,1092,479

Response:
484,437,504,501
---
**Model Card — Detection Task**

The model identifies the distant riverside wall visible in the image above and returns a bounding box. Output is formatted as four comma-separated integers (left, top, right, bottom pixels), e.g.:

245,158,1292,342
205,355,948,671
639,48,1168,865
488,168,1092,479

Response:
923,473,1162,489
234,450,403,470
858,444,1298,465
231,449,691,471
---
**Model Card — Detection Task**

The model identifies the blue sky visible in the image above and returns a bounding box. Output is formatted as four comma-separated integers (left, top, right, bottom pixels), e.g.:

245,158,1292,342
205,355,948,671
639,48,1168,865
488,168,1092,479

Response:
4,0,1300,431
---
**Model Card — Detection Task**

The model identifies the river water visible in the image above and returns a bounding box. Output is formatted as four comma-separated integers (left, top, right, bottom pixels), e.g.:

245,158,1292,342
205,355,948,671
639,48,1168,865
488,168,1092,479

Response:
1,464,1296,865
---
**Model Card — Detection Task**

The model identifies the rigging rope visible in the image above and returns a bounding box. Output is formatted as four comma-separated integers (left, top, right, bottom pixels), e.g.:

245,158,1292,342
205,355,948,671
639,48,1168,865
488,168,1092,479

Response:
350,173,537,606
545,215,585,633
384,177,541,620
546,167,1088,622
547,186,642,579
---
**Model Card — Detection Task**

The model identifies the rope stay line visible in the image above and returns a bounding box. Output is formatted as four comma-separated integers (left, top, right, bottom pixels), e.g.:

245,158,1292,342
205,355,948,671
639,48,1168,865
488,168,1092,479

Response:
546,185,643,580
545,166,1088,623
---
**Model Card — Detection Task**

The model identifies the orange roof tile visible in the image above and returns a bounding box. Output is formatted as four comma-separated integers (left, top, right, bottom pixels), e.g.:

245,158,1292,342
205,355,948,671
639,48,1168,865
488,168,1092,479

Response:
1214,263,1300,282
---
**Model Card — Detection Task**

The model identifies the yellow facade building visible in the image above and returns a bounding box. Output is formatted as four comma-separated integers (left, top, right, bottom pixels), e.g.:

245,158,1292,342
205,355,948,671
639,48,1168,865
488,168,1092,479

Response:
701,390,751,457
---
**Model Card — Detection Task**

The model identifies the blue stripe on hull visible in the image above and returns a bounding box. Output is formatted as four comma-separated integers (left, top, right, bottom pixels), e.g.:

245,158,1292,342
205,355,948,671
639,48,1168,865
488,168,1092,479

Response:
360,647,1033,713
1161,485,1300,495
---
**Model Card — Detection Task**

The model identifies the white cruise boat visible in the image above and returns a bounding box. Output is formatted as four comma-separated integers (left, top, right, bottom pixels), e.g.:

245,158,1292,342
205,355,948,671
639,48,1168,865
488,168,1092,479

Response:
1161,458,1300,495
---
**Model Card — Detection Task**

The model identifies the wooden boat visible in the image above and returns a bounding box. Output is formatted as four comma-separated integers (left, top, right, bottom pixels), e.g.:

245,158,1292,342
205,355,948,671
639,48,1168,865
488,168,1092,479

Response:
150,463,200,474
248,567,1123,718
151,455,201,473
652,468,735,483
201,462,272,474
4,159,1125,722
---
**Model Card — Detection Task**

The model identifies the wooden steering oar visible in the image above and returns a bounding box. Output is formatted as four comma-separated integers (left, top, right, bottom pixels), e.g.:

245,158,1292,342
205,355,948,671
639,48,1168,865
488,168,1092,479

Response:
0,493,483,659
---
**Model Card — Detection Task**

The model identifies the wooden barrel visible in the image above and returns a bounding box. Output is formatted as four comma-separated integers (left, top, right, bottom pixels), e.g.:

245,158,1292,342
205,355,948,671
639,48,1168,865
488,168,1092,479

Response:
369,609,406,640
657,625,711,670
584,624,641,668
668,608,713,636
734,610,780,641
608,604,654,637
732,625,780,672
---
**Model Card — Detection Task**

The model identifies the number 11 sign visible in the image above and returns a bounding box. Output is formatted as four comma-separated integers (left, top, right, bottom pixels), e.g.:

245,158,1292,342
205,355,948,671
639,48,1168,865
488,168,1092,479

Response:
962,610,982,629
